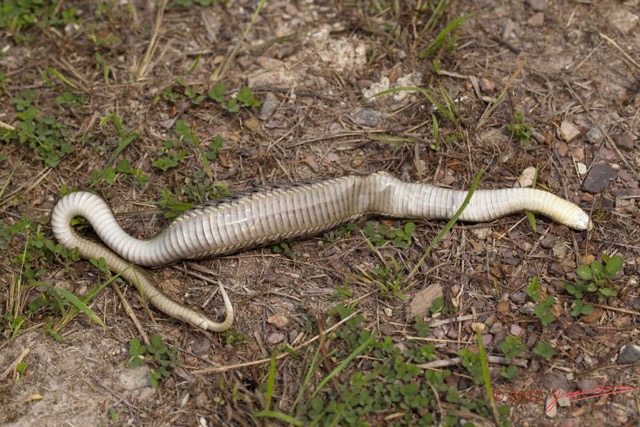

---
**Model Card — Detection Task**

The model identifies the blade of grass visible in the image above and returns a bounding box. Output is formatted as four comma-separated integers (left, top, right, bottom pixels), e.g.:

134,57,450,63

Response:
310,333,376,399
42,67,79,90
419,13,472,58
264,354,277,411
211,0,267,81
406,169,484,281
254,410,303,426
477,331,502,425
50,286,107,329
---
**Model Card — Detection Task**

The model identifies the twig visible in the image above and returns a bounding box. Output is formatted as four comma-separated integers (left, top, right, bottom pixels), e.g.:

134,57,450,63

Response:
416,355,527,370
135,0,168,81
210,0,267,81
599,33,640,70
1,348,29,380
112,283,150,346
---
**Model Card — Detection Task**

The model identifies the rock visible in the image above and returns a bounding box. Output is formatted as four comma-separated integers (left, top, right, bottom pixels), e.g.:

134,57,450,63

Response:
555,140,570,156
353,108,383,127
571,147,584,162
266,332,286,345
516,166,536,187
407,283,443,321
510,291,528,304
616,344,640,364
259,92,279,120
519,302,536,317
267,312,290,329
544,372,569,391
190,338,211,355
552,240,568,259
615,133,636,151
577,162,587,175
586,127,604,144
479,77,495,93
482,333,493,347
581,163,617,194
503,19,517,41
528,12,545,27
509,324,524,336
540,235,556,249
545,394,558,418
560,120,581,142
607,9,639,34
526,0,547,12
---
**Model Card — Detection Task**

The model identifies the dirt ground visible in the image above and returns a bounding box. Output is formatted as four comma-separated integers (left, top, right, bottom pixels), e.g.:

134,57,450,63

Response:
1,0,639,426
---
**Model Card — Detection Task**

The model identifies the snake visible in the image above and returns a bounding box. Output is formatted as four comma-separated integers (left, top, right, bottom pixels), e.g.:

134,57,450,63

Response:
51,171,591,331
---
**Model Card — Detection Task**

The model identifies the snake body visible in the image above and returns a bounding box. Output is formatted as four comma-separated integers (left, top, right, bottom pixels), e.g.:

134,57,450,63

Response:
51,171,590,331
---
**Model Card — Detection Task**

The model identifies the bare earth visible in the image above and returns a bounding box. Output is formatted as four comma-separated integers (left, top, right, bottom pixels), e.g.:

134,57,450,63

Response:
0,1,639,426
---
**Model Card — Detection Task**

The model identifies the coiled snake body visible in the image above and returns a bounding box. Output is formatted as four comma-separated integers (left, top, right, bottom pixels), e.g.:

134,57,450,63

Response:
51,172,590,331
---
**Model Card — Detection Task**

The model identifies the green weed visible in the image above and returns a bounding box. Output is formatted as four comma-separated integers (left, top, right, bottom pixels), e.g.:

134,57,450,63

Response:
152,139,189,171
222,329,249,346
181,170,229,204
507,112,532,146
127,335,180,387
256,304,501,426
565,254,624,316
418,13,472,58
87,159,149,186
156,189,195,219
499,336,525,380
532,342,554,359
208,82,261,112
362,221,416,248
1,91,74,167
0,0,79,35
526,276,556,326
273,242,295,258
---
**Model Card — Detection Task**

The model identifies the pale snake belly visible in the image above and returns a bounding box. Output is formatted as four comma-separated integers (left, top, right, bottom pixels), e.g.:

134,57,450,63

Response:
51,171,591,331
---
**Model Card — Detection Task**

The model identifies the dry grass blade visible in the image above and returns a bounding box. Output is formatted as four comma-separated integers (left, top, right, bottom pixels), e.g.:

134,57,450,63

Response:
599,32,640,69
135,0,169,81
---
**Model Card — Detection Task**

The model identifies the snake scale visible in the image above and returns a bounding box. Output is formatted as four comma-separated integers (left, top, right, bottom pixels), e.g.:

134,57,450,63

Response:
51,171,591,331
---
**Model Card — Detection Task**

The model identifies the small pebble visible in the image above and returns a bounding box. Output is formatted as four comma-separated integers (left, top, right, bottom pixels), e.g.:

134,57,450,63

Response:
353,108,383,127
527,12,545,27
617,344,640,364
259,92,279,120
607,9,639,34
526,0,547,12
510,291,528,304
571,147,584,162
516,166,536,187
577,162,587,175
560,120,580,142
479,77,495,93
615,133,636,151
267,312,290,329
586,127,603,144
266,332,285,345
582,163,617,193
509,324,524,336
